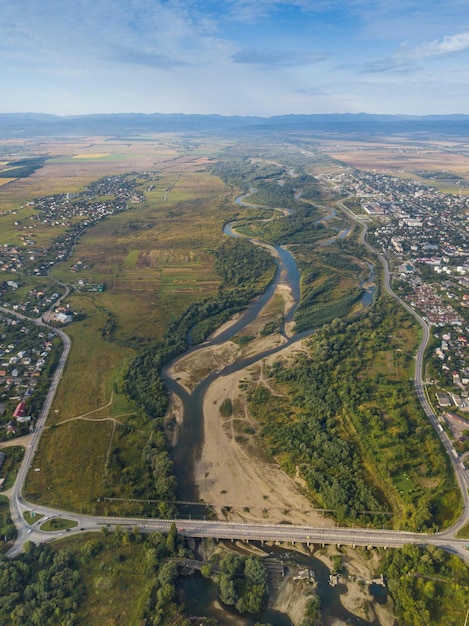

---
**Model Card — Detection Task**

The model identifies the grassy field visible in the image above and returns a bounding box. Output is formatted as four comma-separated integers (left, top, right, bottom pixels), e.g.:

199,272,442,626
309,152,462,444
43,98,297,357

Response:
0,446,25,491
40,517,78,531
19,136,238,511
316,137,469,190
2,133,463,530
50,169,230,342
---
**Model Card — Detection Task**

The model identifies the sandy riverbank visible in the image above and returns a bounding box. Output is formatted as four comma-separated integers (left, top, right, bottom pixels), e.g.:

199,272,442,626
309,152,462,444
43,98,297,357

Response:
165,277,326,525
271,545,396,626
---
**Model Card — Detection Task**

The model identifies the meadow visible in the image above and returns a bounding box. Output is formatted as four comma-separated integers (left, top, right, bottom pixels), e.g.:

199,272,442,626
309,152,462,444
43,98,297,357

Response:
6,135,237,511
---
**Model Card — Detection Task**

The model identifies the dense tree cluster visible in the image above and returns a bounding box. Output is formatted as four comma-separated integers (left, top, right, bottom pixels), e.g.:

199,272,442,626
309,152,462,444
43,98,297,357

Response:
237,205,328,247
113,431,177,517
213,238,275,289
140,524,192,625
249,369,383,521
0,497,16,550
0,543,84,625
383,545,469,626
209,157,285,190
249,298,457,528
0,524,195,626
218,553,269,615
0,157,47,179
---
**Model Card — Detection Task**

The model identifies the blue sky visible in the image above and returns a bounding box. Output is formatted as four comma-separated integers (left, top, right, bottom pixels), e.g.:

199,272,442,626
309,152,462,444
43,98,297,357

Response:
2,0,469,116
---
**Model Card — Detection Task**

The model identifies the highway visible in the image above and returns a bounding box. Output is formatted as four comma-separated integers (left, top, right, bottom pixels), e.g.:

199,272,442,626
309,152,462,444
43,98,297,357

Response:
2,205,469,565
7,501,469,561
340,201,469,536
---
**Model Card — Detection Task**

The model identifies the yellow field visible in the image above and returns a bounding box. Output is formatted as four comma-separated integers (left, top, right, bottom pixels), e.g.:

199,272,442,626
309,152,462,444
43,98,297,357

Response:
317,138,469,189
0,178,16,186
72,153,111,159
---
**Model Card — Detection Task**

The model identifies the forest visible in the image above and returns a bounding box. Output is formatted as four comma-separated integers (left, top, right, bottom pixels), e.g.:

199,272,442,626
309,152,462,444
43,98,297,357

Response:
0,156,47,179
212,553,270,615
382,544,469,625
248,297,459,529
0,525,192,626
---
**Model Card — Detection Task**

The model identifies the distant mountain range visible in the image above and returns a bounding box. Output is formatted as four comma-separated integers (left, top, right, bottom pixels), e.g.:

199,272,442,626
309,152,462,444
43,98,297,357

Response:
2,112,469,138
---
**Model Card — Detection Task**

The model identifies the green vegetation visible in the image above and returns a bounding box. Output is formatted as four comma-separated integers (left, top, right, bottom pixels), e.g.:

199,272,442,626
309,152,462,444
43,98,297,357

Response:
0,447,24,490
236,204,330,246
122,237,275,433
382,545,469,626
0,156,47,179
0,495,16,553
40,518,78,532
23,510,43,525
0,524,192,626
247,298,459,529
456,520,469,539
217,553,269,615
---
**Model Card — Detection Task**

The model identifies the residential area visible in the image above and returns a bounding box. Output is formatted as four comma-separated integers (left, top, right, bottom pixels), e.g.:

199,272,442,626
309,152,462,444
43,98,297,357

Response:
0,173,145,279
323,166,469,444
0,311,61,441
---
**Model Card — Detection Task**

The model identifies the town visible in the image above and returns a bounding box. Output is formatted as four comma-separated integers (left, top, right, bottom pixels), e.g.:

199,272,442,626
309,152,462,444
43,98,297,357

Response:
320,165,469,448
0,311,61,439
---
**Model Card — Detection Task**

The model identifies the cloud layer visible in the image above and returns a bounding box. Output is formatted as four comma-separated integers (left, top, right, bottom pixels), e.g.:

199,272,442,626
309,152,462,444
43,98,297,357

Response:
1,0,469,115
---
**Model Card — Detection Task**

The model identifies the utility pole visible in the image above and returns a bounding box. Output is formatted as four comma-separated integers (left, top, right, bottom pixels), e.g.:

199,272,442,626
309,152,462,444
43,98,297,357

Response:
463,608,469,626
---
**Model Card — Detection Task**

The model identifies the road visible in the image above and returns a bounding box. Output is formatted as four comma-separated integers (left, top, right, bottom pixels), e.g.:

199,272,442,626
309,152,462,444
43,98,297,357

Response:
340,200,469,536
2,204,469,564
6,502,469,561
0,304,71,555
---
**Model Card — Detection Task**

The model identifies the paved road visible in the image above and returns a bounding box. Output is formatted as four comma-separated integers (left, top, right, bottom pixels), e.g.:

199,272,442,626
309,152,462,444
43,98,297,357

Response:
0,305,71,555
340,201,469,536
3,204,469,564
7,503,469,561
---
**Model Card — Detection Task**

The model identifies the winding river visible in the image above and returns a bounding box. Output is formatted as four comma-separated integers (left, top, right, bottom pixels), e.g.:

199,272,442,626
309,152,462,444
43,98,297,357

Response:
165,191,374,509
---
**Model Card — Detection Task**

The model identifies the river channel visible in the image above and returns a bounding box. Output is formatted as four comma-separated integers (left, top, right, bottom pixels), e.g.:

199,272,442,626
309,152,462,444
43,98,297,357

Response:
166,193,379,623
167,192,374,508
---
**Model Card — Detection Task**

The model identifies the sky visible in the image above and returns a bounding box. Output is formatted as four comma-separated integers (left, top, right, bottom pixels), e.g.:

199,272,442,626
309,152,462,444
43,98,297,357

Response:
2,0,469,117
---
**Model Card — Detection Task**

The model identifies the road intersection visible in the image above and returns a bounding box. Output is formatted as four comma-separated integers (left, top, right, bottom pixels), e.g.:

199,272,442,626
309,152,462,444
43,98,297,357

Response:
2,211,469,564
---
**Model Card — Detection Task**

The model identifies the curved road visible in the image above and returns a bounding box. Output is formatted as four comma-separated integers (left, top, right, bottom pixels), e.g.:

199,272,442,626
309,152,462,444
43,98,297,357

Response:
340,201,469,536
3,198,469,564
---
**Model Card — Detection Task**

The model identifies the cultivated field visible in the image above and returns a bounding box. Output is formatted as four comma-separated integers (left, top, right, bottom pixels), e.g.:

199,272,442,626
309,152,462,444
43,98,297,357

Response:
0,135,238,511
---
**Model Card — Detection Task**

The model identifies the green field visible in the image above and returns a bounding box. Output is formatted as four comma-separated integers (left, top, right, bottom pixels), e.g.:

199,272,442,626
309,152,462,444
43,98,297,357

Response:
19,140,240,511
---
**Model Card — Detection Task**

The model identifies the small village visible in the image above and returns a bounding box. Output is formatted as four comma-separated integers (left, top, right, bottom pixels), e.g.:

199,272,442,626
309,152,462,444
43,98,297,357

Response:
0,173,145,278
0,311,61,441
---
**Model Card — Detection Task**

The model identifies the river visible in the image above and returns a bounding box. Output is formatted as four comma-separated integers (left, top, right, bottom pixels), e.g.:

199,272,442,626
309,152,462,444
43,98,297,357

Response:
166,193,380,622
167,192,375,507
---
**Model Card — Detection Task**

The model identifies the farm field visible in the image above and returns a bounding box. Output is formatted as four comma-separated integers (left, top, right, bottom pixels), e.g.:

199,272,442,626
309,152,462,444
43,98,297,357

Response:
0,135,238,511
310,137,469,193
0,131,464,530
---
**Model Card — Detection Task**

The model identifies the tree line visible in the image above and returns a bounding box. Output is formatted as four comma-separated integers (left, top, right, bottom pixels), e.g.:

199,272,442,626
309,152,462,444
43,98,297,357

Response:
248,298,458,528
121,238,276,508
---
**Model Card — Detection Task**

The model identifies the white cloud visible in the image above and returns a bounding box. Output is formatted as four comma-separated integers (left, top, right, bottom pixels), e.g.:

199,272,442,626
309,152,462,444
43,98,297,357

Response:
399,32,469,61
362,31,469,73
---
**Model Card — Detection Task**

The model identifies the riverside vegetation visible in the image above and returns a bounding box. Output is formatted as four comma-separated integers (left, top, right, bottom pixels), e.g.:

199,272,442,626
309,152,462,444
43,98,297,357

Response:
1,134,467,624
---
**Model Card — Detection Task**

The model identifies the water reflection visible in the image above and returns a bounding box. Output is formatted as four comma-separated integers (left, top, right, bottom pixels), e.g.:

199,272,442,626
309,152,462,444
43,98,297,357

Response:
176,542,386,626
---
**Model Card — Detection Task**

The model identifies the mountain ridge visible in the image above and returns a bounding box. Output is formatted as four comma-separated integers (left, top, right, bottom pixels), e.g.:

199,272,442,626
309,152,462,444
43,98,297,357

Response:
2,112,469,138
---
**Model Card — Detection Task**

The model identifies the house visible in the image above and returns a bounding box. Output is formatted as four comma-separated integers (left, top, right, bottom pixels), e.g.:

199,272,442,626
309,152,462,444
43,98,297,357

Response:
436,392,452,407
55,312,73,324
13,401,26,419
